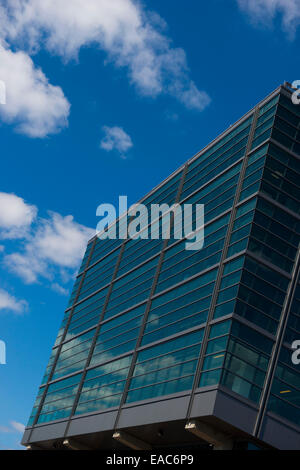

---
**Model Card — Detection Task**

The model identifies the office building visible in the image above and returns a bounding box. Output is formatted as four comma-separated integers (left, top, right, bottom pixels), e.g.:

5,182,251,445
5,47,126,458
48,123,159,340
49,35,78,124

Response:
22,83,300,450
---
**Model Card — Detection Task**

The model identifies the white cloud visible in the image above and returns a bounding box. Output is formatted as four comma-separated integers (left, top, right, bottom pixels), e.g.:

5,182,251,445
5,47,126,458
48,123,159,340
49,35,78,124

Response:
0,192,93,287
0,0,210,111
4,252,47,284
33,212,94,268
0,289,27,314
164,110,179,122
0,426,12,433
4,211,94,285
237,0,300,36
0,44,70,137
0,192,37,238
0,422,25,434
178,81,211,111
10,421,25,433
51,283,69,296
101,126,133,157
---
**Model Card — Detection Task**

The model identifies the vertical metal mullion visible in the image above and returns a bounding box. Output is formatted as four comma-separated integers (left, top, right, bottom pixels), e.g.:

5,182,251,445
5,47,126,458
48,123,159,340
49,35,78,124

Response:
113,165,188,430
27,237,97,438
254,244,300,438
186,106,260,420
64,239,126,435
47,239,97,380
253,92,300,437
60,239,98,343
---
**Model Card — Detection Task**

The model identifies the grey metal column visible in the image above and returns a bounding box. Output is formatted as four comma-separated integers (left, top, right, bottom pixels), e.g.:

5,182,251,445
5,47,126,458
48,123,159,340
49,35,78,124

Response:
27,236,97,440
113,164,189,432
254,243,300,438
185,106,260,420
64,238,127,437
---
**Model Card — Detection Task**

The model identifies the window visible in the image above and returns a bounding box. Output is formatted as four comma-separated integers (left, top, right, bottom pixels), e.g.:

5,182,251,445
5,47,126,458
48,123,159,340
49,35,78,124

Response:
75,356,132,415
127,330,203,403
37,374,82,424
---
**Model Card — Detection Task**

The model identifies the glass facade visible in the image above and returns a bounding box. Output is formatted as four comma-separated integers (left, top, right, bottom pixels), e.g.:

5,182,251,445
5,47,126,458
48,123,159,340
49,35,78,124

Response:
25,85,300,448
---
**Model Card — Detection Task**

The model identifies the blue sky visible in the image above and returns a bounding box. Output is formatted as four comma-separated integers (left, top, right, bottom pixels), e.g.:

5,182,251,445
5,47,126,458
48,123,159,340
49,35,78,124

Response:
0,0,299,450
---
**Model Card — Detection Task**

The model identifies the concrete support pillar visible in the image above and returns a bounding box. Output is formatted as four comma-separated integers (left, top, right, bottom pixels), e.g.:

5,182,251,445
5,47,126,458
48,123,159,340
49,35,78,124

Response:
63,438,92,450
26,445,44,450
113,431,151,450
185,420,233,450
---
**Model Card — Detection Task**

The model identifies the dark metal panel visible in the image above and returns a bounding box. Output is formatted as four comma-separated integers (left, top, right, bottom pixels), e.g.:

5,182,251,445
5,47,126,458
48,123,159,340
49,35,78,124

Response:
118,395,190,429
213,390,258,436
29,421,68,443
260,415,300,450
189,389,218,417
67,410,118,436
21,429,32,446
